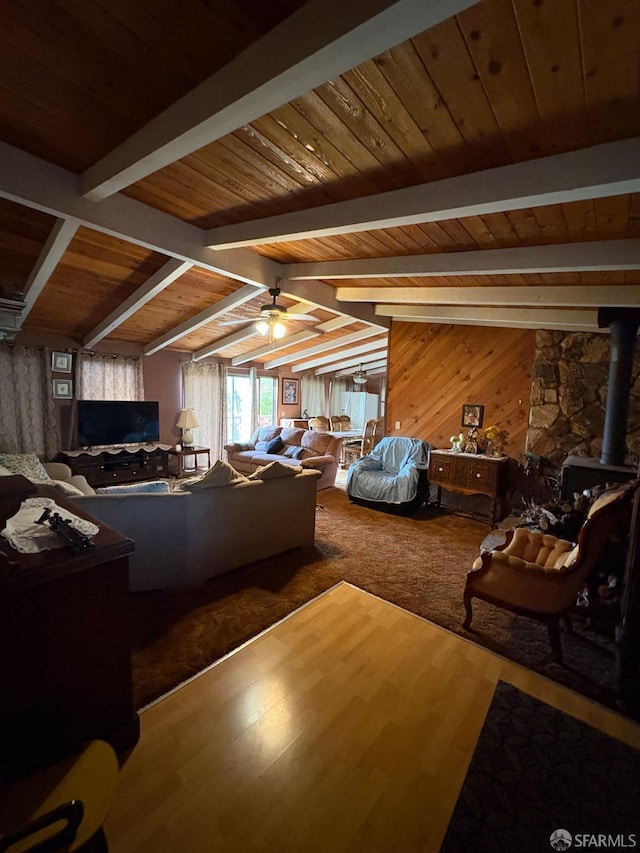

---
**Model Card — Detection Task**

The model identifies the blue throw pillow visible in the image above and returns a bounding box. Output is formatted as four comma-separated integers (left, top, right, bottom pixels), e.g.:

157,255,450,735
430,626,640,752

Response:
283,444,305,459
264,436,284,454
95,480,170,494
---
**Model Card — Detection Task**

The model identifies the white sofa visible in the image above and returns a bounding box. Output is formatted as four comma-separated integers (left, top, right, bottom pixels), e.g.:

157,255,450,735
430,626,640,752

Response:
71,466,321,591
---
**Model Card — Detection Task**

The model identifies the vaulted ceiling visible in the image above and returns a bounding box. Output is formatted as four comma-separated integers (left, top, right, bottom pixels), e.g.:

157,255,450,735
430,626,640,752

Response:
1,0,638,381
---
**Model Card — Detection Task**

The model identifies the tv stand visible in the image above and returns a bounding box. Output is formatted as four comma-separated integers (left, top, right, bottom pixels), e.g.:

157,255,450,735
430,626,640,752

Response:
59,445,171,488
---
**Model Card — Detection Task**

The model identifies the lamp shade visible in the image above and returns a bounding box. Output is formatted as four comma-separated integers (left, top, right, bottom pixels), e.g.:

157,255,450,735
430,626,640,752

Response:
176,408,199,429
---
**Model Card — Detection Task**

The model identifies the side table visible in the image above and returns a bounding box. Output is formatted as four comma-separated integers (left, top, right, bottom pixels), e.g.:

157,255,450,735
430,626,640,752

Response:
168,446,211,478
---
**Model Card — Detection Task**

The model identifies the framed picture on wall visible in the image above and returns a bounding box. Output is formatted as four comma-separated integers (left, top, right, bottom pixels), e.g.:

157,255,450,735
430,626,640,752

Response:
461,404,484,428
281,378,299,406
53,378,73,399
52,351,72,373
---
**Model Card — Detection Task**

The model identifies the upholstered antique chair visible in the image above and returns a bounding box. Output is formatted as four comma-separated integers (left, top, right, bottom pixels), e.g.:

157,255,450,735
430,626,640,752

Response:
463,479,638,662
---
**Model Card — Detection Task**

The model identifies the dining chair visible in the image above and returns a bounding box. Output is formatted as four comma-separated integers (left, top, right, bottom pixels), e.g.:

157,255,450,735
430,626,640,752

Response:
308,416,330,431
342,419,376,466
330,416,342,430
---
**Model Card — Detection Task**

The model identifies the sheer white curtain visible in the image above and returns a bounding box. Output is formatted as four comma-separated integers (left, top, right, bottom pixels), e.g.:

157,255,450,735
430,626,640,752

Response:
182,361,227,461
77,352,144,400
0,344,59,456
300,375,328,418
329,379,348,416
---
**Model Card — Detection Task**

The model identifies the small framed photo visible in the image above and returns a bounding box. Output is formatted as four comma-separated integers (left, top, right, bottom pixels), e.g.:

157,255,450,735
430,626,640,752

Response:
53,378,73,399
281,378,299,406
461,404,484,428
52,351,72,373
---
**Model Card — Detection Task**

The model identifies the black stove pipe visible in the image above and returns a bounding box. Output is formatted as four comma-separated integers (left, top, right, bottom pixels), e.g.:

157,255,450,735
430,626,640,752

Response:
598,308,640,466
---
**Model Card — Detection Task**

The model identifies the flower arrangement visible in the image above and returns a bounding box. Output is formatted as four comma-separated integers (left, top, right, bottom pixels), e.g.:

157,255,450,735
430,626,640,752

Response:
481,424,509,455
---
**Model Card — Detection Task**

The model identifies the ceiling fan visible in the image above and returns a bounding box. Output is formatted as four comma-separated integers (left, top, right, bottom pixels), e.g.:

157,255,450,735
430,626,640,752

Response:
220,278,316,340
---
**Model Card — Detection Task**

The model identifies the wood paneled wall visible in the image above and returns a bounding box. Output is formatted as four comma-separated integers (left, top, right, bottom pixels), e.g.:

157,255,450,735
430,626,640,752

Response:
386,322,536,456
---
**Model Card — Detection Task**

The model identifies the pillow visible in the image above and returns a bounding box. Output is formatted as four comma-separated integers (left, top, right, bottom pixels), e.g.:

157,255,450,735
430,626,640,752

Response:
0,453,49,482
283,445,305,460
264,436,284,454
0,464,13,476
248,461,302,480
95,480,171,494
188,460,248,490
50,479,87,497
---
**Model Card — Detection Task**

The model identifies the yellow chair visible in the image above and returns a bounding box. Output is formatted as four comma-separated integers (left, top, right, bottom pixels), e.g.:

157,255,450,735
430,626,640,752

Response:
463,480,638,662
0,740,119,852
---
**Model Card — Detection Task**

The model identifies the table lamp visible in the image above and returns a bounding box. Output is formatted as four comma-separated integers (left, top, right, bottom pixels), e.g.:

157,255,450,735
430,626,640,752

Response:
176,408,198,447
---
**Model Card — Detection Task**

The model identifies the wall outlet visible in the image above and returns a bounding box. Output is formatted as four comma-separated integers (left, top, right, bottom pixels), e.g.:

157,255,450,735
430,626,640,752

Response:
395,421,401,429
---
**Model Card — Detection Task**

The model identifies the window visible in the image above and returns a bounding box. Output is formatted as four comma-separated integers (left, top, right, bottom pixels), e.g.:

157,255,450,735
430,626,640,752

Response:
226,372,277,443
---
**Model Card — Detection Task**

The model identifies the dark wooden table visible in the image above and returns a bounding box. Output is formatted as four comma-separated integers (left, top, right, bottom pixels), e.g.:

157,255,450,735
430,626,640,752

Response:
168,445,211,477
0,476,139,781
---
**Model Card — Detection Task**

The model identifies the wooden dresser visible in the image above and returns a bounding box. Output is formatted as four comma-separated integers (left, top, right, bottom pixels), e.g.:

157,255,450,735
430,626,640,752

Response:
428,450,509,525
0,477,139,780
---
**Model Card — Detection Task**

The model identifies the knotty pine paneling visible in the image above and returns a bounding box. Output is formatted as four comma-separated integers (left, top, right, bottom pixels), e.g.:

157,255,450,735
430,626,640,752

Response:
386,322,535,457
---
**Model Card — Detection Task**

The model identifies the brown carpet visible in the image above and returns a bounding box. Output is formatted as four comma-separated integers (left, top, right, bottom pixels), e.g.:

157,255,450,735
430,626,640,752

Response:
130,486,620,712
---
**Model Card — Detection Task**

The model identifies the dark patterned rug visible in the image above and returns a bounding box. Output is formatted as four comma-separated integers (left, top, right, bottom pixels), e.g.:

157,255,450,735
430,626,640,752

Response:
442,682,640,853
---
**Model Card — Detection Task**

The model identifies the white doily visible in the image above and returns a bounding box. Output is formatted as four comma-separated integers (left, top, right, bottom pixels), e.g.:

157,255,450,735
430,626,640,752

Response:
1,497,99,554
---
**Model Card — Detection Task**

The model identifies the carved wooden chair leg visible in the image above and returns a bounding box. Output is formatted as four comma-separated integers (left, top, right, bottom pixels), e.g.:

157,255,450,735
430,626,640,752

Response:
463,594,474,630
547,619,564,664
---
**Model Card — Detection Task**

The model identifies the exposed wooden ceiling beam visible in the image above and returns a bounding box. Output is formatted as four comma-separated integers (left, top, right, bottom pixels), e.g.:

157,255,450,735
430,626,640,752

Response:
0,143,378,331
144,284,261,356
378,305,601,331
0,141,278,288
264,327,377,369
22,218,79,318
280,278,389,329
288,240,640,280
315,350,388,374
334,359,387,378
84,259,193,348
80,0,477,201
230,314,351,365
205,138,640,248
291,338,388,372
192,326,260,361
338,285,640,307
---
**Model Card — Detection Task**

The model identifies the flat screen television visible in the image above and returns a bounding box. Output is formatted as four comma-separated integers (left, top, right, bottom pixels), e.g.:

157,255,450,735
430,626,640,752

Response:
76,400,160,448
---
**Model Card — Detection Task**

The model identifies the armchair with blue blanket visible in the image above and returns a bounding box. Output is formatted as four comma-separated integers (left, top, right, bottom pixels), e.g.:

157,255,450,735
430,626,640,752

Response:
346,436,434,512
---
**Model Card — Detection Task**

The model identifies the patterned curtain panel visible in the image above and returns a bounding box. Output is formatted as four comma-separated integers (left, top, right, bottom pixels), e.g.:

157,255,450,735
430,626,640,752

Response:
301,375,328,418
0,344,59,457
182,361,227,462
77,352,144,400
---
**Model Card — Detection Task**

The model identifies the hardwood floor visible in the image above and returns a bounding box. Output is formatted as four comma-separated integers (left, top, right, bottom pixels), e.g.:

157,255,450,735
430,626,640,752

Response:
106,583,640,852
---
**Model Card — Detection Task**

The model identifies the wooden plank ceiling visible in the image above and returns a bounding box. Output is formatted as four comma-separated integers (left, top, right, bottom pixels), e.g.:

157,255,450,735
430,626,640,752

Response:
0,0,639,378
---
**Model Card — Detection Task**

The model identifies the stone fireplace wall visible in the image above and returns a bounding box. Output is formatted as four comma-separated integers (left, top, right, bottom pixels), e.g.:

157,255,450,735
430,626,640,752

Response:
526,330,640,474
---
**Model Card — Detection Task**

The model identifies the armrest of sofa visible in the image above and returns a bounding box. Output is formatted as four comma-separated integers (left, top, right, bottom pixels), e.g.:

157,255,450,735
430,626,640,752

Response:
300,454,335,470
224,442,255,452
44,462,95,495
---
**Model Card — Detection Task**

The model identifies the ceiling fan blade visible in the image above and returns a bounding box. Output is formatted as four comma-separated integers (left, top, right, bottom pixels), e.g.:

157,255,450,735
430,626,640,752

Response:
287,313,317,322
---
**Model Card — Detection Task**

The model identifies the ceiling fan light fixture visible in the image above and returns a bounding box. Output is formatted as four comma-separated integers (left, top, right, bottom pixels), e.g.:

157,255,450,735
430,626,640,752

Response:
272,320,287,339
255,318,270,336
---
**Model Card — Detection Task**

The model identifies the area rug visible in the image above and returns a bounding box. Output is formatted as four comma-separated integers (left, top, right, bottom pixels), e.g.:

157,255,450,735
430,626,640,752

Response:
441,681,640,852
130,486,621,710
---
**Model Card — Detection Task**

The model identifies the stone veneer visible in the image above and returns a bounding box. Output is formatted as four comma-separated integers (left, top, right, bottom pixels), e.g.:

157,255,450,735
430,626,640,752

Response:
526,330,640,474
